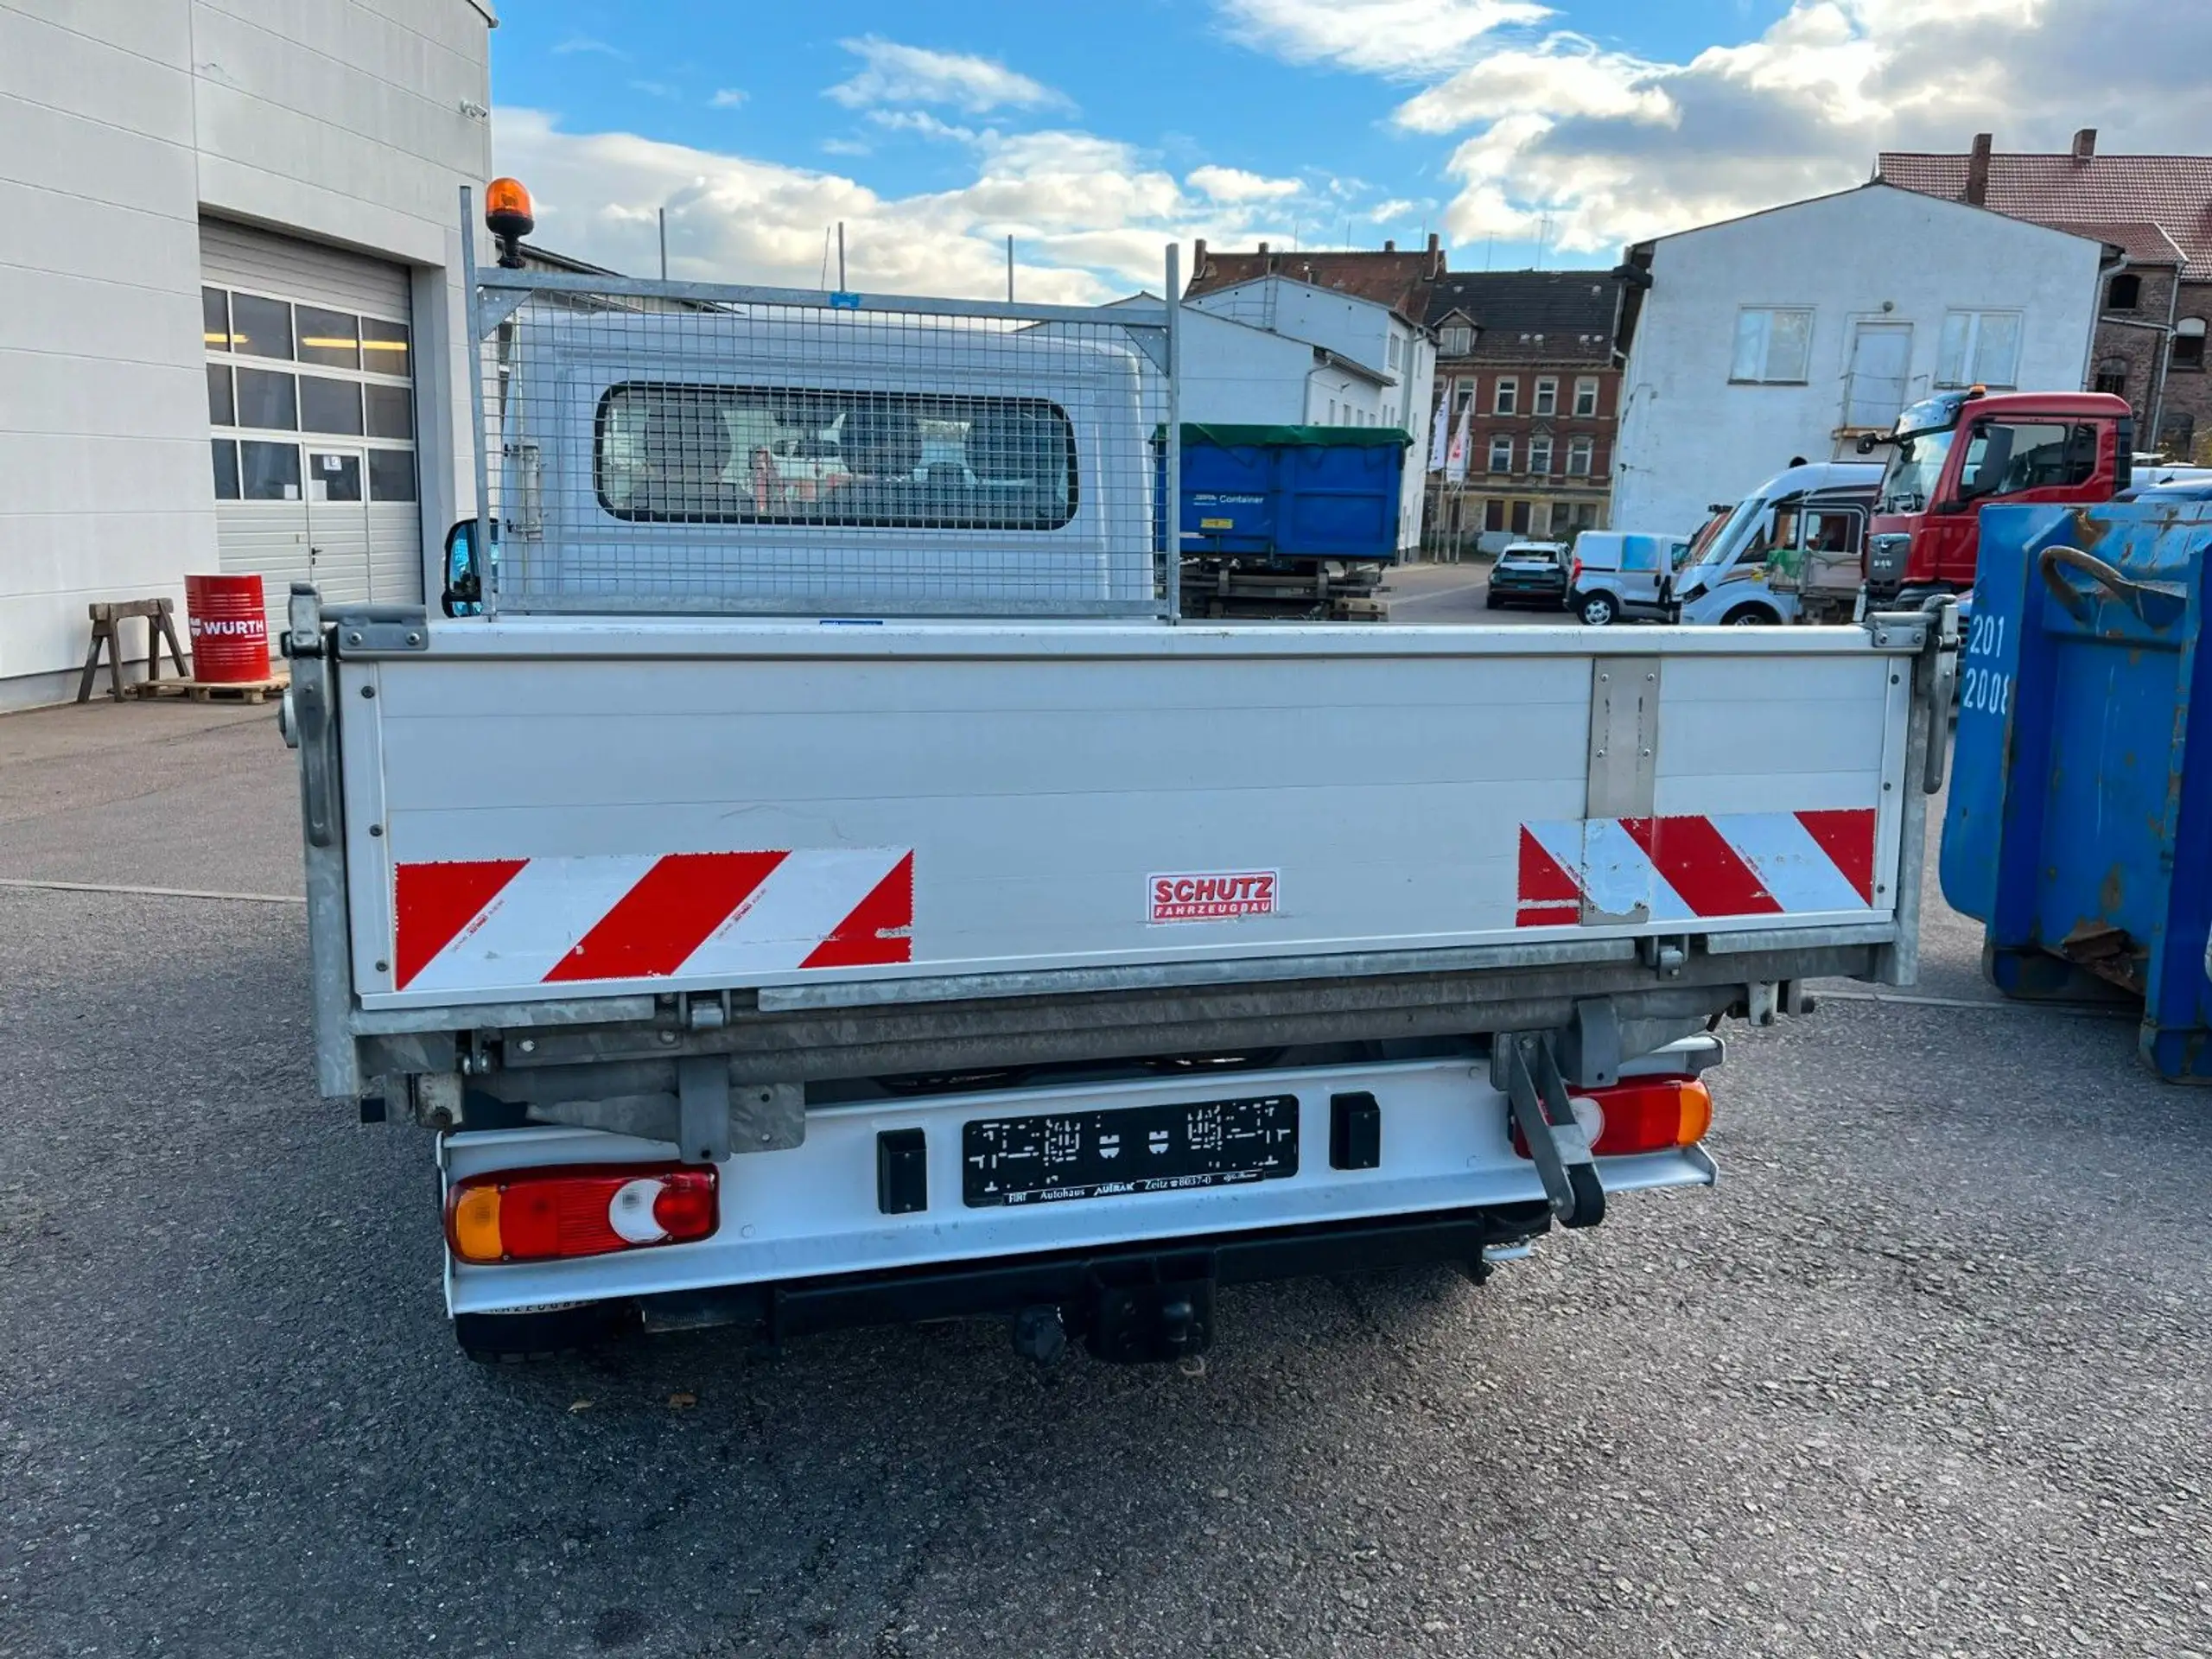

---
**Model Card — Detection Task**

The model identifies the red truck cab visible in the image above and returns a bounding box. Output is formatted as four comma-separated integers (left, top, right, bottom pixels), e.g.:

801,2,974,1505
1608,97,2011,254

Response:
1866,388,2133,603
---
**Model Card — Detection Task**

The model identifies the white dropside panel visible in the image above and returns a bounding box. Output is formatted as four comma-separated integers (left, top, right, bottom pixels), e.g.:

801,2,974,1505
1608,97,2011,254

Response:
349,624,1911,1007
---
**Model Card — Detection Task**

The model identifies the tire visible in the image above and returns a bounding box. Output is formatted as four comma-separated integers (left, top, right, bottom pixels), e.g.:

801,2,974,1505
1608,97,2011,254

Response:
455,1300,637,1364
1721,604,1780,626
1576,591,1618,627
1484,591,1503,609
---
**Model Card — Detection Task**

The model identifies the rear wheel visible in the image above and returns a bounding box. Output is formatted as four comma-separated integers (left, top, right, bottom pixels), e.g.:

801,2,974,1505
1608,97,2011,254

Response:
1576,591,1618,627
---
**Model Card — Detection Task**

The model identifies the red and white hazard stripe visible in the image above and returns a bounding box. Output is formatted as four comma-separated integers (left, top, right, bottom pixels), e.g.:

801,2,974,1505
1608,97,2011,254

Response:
391,848,913,992
1516,810,1877,928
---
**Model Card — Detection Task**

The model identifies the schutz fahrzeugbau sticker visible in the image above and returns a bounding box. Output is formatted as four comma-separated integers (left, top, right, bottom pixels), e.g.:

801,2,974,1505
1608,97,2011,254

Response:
1148,870,1280,924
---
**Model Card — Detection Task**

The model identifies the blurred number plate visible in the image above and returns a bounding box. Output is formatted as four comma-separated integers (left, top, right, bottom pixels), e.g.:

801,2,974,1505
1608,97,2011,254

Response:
963,1095,1299,1207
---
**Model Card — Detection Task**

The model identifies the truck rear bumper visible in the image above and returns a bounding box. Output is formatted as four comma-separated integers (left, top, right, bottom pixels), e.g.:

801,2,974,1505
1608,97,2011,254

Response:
441,1045,1719,1319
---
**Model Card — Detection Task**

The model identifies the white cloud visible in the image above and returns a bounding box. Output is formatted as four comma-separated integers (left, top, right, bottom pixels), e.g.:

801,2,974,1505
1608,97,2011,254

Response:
1325,0,2212,258
493,108,1296,305
1366,198,1425,221
826,35,1071,114
709,89,747,110
868,109,980,143
552,35,627,60
1187,164,1305,203
1218,0,1552,76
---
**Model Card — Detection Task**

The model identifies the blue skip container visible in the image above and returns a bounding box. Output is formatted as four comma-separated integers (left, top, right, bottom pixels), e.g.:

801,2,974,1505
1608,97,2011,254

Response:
1177,424,1410,565
1941,493,2212,1081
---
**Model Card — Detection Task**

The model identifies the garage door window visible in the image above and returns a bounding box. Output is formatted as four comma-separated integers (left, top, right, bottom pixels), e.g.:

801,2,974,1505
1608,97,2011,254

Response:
205,284,414,512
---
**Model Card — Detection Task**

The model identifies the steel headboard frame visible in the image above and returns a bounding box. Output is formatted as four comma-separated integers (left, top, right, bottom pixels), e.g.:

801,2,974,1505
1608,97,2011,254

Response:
458,188,1182,622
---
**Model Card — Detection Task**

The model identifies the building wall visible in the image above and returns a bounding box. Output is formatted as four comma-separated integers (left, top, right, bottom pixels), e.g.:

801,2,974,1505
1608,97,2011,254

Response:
1176,308,1327,427
1611,185,2105,537
2095,270,2212,458
0,0,491,708
1430,361,1618,550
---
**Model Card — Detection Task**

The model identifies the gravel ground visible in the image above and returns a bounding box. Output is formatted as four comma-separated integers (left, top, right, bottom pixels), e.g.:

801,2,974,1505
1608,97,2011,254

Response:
3,682,2209,1659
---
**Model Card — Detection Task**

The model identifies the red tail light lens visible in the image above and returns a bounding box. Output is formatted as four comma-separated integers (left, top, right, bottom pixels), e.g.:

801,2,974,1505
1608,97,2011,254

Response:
447,1164,719,1265
1569,556,1583,583
1510,1076,1712,1160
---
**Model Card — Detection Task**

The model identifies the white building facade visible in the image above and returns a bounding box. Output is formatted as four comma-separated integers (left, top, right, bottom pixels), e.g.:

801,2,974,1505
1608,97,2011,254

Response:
1,0,495,709
1611,183,2107,537
1184,276,1436,554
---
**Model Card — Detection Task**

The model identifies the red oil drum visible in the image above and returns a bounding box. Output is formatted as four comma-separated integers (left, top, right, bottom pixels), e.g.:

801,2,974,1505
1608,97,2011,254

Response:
183,574,270,683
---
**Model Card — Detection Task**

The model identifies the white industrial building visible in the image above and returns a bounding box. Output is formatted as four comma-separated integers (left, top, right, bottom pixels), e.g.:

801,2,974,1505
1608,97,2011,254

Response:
1179,275,1435,555
1610,182,2109,536
2,0,494,709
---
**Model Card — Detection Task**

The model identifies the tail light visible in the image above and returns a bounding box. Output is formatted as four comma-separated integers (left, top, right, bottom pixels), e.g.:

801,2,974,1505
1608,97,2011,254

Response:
1510,1076,1712,1160
447,1164,718,1265
1569,556,1583,583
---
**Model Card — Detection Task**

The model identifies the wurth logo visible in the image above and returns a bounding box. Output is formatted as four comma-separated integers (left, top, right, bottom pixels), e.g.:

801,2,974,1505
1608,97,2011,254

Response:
190,618,265,639
1149,870,1279,924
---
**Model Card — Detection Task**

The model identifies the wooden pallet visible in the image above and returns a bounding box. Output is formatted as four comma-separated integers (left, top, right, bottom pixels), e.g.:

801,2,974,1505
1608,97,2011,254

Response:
127,673,288,704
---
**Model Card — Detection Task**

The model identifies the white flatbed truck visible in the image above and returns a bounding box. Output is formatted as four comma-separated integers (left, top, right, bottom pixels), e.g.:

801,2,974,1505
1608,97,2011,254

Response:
278,190,1955,1363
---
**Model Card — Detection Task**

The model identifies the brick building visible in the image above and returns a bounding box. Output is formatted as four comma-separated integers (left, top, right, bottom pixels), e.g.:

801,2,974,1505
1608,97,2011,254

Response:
1879,131,2212,458
1185,236,1446,329
1423,270,1626,552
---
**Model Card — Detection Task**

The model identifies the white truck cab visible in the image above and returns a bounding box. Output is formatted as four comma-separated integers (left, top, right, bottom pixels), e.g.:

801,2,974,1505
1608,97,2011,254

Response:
1672,461,1885,626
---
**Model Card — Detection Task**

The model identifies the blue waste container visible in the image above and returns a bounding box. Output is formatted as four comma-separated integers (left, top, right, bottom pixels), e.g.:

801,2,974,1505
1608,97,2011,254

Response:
1941,495,2212,1081
1175,424,1410,565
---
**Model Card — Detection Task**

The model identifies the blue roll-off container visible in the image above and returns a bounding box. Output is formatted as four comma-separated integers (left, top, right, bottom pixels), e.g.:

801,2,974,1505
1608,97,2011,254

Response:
1940,492,2212,1081
1176,424,1411,565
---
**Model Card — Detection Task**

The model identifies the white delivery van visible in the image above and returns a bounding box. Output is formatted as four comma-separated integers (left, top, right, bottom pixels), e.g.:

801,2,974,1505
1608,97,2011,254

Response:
1565,531,1694,626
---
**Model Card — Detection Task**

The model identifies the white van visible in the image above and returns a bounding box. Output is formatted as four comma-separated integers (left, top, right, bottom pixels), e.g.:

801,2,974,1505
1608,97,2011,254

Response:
1672,461,1884,626
1566,531,1694,626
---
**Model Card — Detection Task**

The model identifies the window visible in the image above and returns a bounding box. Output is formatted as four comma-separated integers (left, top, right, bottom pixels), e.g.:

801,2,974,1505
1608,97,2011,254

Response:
1567,435,1595,476
1510,499,1531,534
234,367,296,430
1493,377,1519,416
1573,376,1599,417
1731,308,1814,384
1529,435,1554,474
1484,498,1505,532
228,293,293,359
595,383,1077,528
210,439,239,499
202,288,232,352
1959,421,2096,499
2094,359,2130,397
369,448,417,502
365,384,414,440
2159,413,2196,458
2107,274,2142,313
206,364,234,427
239,440,302,500
1936,310,2022,388
2173,317,2206,372
296,307,359,371
1441,324,1473,356
1452,377,1475,413
299,376,364,435
360,317,410,378
1388,334,1403,370
1488,435,1514,474
1533,378,1557,416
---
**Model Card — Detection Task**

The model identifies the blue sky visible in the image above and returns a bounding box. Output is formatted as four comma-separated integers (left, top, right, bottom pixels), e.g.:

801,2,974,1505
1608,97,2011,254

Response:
486,0,2211,300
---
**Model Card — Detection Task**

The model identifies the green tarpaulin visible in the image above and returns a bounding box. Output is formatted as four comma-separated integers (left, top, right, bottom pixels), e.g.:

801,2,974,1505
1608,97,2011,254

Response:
1166,423,1415,448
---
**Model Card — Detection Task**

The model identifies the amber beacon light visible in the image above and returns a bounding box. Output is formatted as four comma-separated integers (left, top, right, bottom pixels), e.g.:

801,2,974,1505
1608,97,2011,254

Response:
485,176,535,269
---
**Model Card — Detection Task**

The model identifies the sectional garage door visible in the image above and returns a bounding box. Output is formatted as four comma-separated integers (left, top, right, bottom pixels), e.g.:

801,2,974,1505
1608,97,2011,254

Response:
200,219,422,638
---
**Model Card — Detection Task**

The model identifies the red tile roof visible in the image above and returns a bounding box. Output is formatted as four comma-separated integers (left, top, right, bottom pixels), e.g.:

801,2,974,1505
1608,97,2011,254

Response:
1185,248,1443,324
1878,150,2212,277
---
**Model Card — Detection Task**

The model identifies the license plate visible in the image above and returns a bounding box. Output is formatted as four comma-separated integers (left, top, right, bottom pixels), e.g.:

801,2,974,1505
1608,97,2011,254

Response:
962,1095,1300,1208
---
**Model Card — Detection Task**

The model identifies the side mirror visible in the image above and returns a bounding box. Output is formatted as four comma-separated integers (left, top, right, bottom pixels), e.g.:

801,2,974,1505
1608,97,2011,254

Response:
442,519,494,616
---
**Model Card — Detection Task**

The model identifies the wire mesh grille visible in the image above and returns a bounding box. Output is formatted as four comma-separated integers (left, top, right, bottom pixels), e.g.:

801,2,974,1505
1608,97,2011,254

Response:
473,276,1175,618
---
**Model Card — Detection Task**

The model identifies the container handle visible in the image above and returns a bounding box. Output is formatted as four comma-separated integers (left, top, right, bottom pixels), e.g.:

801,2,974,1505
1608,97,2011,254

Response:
2037,544,2186,630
